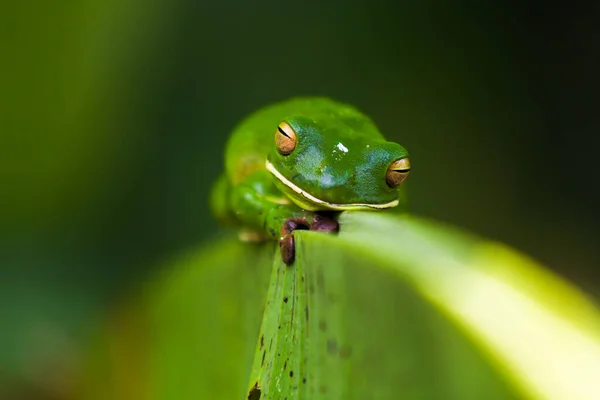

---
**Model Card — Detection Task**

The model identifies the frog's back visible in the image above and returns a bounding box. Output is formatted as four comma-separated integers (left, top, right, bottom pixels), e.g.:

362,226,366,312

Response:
224,97,378,184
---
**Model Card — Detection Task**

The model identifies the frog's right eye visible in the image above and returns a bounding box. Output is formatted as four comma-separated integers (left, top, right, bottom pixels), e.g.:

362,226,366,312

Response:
275,122,297,155
386,157,410,187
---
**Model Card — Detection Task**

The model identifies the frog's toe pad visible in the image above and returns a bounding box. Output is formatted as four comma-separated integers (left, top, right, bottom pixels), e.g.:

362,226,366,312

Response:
310,214,339,233
279,234,295,265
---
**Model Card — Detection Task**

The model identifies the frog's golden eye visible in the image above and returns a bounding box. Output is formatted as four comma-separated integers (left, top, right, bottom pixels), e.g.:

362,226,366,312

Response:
386,157,410,187
275,122,297,155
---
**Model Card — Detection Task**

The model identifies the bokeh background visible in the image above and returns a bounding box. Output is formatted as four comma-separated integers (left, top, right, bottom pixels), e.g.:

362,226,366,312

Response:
2,0,599,397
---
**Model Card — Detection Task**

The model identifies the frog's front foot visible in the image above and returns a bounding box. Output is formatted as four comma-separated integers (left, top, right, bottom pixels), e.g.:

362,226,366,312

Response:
279,214,339,265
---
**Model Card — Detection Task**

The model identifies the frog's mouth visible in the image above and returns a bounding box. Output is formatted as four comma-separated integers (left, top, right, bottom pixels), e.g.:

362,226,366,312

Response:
266,160,399,211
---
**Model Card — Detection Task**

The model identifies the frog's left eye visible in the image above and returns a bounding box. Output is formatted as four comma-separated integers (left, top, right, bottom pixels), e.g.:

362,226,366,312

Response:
386,157,411,187
275,122,297,155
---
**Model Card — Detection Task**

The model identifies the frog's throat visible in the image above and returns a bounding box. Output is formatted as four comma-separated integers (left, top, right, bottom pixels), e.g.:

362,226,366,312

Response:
265,160,399,211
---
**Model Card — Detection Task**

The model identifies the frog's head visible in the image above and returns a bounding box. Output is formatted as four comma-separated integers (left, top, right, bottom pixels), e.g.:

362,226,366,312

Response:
266,113,410,211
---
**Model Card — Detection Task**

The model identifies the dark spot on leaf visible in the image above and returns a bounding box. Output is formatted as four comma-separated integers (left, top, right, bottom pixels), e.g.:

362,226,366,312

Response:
289,370,294,378
327,339,338,354
319,320,327,332
327,292,338,303
283,360,287,370
269,228,275,236
340,345,352,358
260,335,264,350
278,324,281,329
302,378,307,384
301,275,304,282
319,385,327,394
317,270,325,288
269,338,273,351
305,305,309,321
284,297,288,303
309,284,315,294
248,382,261,400
261,350,266,367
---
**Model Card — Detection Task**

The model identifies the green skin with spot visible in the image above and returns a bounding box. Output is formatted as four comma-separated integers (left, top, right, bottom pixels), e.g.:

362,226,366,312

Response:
210,97,410,243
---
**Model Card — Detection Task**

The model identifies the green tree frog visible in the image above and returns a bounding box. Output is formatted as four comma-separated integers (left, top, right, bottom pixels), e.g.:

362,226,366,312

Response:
210,97,410,264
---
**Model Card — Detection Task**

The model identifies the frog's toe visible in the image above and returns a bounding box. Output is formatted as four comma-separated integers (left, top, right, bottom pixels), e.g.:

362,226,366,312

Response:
310,214,339,233
280,214,339,237
279,234,295,265
281,218,310,236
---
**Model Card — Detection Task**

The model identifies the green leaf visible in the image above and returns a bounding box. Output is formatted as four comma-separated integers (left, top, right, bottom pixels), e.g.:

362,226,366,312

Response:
83,212,600,400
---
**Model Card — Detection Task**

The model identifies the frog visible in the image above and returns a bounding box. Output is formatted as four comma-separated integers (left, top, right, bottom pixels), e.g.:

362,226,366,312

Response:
210,97,410,265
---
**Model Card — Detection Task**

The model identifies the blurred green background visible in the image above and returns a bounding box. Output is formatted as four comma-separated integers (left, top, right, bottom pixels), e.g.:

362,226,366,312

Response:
2,0,599,397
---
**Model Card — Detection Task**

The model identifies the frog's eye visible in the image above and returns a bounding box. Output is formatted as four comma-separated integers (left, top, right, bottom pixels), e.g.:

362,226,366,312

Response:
386,158,410,187
275,122,297,155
